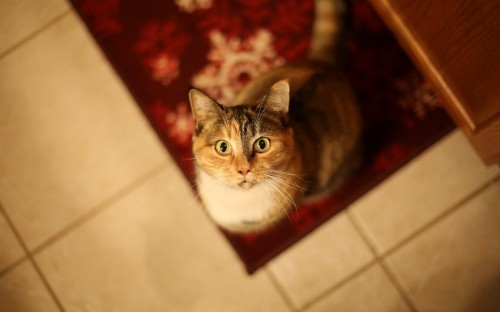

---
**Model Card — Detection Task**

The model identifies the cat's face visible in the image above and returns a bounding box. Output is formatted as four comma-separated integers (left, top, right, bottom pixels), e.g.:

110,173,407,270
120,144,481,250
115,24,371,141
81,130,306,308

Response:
190,81,294,189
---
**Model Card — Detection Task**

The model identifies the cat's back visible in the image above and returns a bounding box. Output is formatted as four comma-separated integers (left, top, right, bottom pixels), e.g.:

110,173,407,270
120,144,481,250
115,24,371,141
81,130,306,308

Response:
232,63,324,106
232,62,359,133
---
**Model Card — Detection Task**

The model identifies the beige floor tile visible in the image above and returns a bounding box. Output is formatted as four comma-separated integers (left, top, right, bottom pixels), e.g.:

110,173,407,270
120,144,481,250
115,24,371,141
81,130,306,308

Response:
0,0,68,56
0,260,60,312
349,130,499,254
35,164,289,312
0,13,168,250
304,264,411,312
386,180,500,312
0,211,25,272
268,212,375,309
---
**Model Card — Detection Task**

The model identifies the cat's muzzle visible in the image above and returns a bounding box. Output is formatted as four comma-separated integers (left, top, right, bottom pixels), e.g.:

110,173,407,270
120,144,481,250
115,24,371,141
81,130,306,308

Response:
238,179,254,189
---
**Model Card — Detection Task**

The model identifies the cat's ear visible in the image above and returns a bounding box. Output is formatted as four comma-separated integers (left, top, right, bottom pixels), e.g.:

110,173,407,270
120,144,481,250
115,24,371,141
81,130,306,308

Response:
263,79,290,114
189,88,220,127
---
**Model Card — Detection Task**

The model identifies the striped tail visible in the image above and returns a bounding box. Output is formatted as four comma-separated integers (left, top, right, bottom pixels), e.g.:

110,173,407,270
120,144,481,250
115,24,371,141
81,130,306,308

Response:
308,0,348,67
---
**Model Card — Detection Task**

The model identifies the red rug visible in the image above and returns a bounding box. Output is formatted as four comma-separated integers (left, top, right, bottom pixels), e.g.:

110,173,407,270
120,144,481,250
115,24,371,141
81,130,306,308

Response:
71,0,454,273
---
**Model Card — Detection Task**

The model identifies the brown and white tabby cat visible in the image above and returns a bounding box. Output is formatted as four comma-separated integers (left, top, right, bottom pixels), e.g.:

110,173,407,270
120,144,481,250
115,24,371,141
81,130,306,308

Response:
189,0,362,233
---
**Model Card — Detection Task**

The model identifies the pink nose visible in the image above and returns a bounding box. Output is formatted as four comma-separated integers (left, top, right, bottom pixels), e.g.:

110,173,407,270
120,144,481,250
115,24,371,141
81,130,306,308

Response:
238,167,251,177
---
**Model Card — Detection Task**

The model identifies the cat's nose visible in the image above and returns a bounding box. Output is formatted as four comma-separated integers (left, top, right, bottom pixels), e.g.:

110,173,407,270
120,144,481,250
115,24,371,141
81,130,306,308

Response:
237,167,251,177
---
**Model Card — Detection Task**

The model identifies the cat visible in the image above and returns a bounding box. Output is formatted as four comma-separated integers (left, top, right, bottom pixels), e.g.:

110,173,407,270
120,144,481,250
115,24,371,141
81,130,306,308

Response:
189,0,362,233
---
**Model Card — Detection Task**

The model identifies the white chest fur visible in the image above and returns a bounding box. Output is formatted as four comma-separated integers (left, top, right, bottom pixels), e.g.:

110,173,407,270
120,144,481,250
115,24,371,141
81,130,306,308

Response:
197,169,277,232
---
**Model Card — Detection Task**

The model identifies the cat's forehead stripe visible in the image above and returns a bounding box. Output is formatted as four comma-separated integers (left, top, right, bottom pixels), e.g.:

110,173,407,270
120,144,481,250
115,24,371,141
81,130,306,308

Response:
240,109,256,135
231,108,257,161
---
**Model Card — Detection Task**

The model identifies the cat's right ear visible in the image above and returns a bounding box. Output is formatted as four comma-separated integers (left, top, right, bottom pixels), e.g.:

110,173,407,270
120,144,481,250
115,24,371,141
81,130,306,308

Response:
264,79,290,114
189,88,219,128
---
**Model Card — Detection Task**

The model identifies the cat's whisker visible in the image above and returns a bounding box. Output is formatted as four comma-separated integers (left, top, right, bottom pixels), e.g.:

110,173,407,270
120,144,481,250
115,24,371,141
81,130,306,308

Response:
187,188,205,210
268,174,309,192
264,172,309,192
264,181,290,221
187,183,203,203
186,180,203,202
181,157,197,162
265,176,297,209
190,177,226,209
264,179,292,222
266,175,301,217
268,168,310,182
198,177,232,212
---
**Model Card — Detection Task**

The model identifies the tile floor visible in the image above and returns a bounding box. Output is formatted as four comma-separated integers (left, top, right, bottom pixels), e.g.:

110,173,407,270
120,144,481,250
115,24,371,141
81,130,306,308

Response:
0,2,499,311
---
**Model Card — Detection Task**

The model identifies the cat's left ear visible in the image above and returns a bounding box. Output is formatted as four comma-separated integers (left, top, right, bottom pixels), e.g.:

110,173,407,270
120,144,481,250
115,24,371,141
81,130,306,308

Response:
264,79,290,114
189,88,220,127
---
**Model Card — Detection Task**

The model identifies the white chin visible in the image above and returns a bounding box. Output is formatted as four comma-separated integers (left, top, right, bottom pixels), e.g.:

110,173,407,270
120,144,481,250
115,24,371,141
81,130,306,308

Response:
198,169,282,233
237,181,254,189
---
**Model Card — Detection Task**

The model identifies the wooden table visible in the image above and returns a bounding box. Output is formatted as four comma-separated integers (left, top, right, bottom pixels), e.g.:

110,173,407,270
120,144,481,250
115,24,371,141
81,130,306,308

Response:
369,0,500,165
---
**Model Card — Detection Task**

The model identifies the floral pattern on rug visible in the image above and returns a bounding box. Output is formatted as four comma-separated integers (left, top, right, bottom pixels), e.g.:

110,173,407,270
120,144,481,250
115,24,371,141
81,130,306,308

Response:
71,0,454,273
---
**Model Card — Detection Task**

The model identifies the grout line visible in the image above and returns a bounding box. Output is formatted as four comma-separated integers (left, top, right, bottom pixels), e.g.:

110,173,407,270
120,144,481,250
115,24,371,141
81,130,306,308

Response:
0,203,66,312
379,259,419,312
265,211,381,312
295,174,500,311
381,174,500,258
297,260,378,312
347,211,419,311
0,256,28,278
0,9,72,60
31,161,169,256
374,175,500,311
265,267,297,312
346,210,379,258
0,160,169,309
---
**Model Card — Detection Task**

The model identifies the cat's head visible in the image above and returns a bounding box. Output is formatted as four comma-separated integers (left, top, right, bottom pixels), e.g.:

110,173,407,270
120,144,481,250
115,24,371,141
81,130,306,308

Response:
189,80,294,189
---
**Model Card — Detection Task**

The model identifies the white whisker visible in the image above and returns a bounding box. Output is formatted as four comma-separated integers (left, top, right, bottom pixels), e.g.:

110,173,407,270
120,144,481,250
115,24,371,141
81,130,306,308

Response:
263,179,291,222
268,168,310,182
265,173,309,192
188,176,227,210
264,174,303,217
264,170,310,192
265,176,297,209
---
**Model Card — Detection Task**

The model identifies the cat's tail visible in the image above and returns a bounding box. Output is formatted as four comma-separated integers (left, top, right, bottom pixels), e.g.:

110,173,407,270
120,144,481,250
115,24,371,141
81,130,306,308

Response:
308,0,349,68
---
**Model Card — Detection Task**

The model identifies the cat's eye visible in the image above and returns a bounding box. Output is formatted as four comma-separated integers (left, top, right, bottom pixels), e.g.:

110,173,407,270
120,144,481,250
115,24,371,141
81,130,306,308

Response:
215,140,231,155
254,138,270,153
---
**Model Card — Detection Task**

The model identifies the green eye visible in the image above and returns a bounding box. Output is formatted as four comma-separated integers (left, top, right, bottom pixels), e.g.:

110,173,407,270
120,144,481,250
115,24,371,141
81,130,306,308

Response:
215,140,231,155
254,137,270,153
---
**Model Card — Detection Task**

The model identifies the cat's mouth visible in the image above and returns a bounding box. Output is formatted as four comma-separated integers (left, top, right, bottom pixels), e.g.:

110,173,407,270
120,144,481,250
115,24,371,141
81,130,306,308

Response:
238,179,254,189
